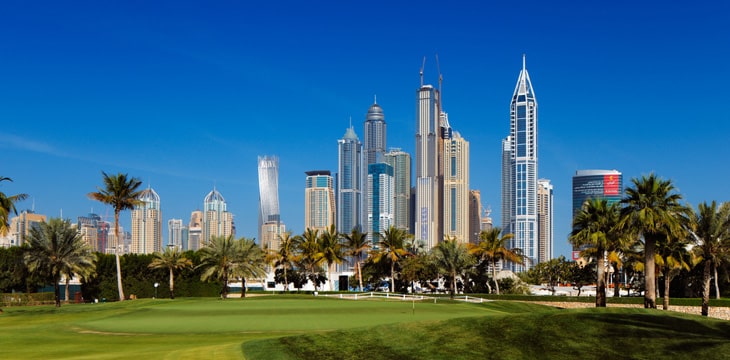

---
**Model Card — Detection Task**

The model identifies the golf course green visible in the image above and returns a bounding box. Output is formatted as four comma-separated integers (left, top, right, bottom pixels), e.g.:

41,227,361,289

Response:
1,295,728,359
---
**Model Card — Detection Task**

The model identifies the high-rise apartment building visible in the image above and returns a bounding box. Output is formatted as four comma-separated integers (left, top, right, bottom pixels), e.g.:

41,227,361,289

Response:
78,213,110,252
304,170,335,232
366,163,394,246
443,130,469,244
384,148,411,232
203,188,234,245
131,187,162,254
6,211,46,247
502,55,538,272
167,219,186,249
337,125,363,233
415,79,442,250
572,170,622,259
537,179,554,263
188,210,203,251
258,156,283,247
364,101,386,166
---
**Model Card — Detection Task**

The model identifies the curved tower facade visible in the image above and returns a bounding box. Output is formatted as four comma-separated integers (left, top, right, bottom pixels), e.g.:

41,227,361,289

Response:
258,155,282,247
364,101,386,165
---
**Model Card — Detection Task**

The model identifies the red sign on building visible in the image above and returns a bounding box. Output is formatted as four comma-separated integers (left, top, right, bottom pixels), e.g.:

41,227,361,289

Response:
604,174,619,195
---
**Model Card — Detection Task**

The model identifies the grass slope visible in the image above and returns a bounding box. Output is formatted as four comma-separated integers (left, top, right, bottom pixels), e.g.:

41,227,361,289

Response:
244,307,730,360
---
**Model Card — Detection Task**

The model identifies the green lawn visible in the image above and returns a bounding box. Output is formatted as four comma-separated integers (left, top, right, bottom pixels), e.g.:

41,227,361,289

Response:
1,295,728,359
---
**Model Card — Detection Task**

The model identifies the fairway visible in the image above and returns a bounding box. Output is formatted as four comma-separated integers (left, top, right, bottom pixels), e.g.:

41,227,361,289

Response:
0,295,540,359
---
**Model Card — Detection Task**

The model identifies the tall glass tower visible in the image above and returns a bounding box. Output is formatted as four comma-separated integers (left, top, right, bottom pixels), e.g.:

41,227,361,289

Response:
337,125,362,233
258,155,282,245
364,100,386,166
203,188,234,244
415,83,440,250
502,55,538,272
384,148,411,233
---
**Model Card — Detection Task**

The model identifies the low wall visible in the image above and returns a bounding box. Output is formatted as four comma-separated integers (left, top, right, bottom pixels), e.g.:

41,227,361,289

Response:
531,301,730,321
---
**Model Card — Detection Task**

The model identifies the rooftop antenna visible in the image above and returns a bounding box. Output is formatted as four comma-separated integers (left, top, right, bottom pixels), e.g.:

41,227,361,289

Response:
522,53,526,71
349,116,352,128
435,53,443,109
373,94,377,104
419,56,426,87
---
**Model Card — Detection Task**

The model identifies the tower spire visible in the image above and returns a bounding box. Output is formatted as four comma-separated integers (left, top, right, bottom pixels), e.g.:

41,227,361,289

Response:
419,56,426,87
522,53,526,71
373,94,377,104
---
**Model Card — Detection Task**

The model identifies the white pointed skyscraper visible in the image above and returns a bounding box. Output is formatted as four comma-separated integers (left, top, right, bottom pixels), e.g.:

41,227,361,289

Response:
131,187,162,254
502,55,538,272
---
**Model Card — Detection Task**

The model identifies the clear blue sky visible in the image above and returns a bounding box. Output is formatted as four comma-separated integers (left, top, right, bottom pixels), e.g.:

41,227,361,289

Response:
2,1,729,258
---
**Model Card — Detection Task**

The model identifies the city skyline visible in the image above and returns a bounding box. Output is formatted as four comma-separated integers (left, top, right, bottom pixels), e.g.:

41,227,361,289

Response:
2,1,729,260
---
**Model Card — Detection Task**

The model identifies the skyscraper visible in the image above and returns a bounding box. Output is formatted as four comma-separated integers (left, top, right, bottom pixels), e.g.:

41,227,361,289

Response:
443,130,469,244
203,188,234,244
572,169,622,259
468,190,482,244
168,218,185,249
188,210,203,251
364,100,386,166
384,148,411,232
337,125,362,233
6,210,46,247
537,179,554,263
258,156,282,244
366,163,394,246
304,170,335,232
502,55,538,272
78,213,109,252
415,78,442,250
131,187,162,254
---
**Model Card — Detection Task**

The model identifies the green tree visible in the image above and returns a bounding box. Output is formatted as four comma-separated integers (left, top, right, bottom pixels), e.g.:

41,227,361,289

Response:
148,247,192,299
272,232,301,292
531,256,569,295
569,199,622,307
620,173,685,309
432,237,475,299
319,225,344,291
656,232,694,310
198,234,239,299
234,237,267,297
689,201,730,316
372,226,411,292
88,171,143,301
467,227,521,295
24,218,96,307
297,228,325,291
343,227,369,292
0,177,29,236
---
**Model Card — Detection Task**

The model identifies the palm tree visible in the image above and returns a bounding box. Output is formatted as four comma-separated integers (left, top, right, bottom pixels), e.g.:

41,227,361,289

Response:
234,237,267,298
297,228,325,291
432,237,474,299
372,226,411,292
569,199,622,307
689,201,730,316
319,224,344,291
198,234,238,299
24,218,96,307
88,171,143,301
270,232,300,292
620,174,685,309
0,177,29,236
342,227,369,292
148,247,192,299
656,233,693,310
468,227,521,295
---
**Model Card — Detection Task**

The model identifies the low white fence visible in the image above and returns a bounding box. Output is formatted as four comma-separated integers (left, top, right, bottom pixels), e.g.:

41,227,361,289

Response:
319,292,491,304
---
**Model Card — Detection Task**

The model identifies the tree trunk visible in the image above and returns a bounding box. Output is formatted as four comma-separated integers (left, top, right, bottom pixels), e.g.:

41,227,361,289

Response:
169,268,175,299
221,274,228,299
328,262,333,292
492,259,500,295
450,271,456,299
644,236,657,309
114,211,125,302
613,263,621,298
357,261,363,292
702,259,711,316
596,248,606,307
390,262,396,293
713,264,720,300
65,276,70,304
241,278,246,298
54,275,61,307
283,266,288,292
663,268,671,310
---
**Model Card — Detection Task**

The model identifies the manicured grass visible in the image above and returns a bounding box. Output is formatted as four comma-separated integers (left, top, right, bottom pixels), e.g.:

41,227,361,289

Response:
0,295,548,359
245,307,730,360
2,295,728,359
